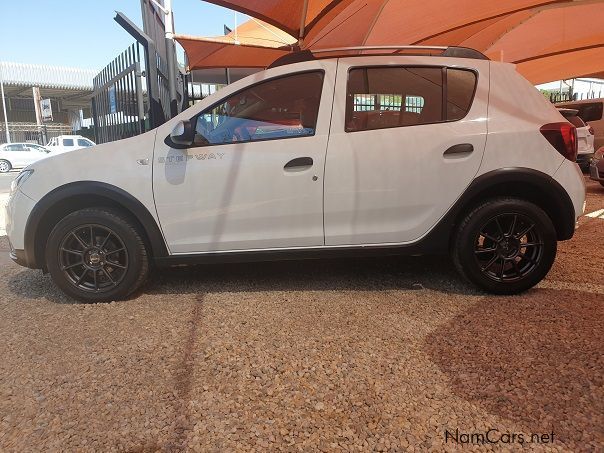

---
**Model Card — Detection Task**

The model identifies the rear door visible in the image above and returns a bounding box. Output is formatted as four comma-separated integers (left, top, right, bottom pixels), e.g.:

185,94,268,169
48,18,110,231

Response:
324,56,489,246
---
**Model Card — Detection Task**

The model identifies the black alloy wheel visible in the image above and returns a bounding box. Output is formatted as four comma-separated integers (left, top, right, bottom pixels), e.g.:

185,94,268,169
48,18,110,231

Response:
474,213,544,283
58,224,129,293
46,208,149,302
452,198,557,294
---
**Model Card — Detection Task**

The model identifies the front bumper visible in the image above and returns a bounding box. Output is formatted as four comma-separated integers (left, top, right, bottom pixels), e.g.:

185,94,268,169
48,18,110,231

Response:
5,189,38,269
10,248,29,267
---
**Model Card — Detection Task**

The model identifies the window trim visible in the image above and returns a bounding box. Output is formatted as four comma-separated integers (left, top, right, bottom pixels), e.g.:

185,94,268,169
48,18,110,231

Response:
344,65,479,133
179,69,327,148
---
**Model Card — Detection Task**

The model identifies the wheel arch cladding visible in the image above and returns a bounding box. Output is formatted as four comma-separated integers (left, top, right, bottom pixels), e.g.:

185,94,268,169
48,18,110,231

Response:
450,168,576,243
25,181,168,269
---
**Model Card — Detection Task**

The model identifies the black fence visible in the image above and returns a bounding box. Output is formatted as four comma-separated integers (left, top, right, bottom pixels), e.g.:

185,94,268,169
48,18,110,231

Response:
92,44,145,144
550,90,604,104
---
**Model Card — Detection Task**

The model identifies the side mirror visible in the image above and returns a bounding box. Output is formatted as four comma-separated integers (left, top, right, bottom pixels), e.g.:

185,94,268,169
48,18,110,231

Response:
169,120,195,148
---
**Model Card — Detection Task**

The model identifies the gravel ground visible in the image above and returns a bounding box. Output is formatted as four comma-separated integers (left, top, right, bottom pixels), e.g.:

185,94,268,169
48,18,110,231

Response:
0,178,602,452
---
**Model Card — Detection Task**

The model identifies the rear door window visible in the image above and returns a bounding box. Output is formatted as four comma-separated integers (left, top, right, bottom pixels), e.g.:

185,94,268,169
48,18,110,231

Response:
577,102,604,122
560,102,604,122
63,139,75,147
346,66,477,132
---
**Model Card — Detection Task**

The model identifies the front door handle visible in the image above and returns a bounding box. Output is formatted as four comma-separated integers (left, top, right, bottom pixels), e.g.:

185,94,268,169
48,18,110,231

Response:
444,144,474,156
284,157,313,170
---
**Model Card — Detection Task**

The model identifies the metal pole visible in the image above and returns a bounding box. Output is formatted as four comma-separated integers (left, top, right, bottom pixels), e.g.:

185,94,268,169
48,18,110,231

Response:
164,0,178,117
32,86,46,144
0,63,10,143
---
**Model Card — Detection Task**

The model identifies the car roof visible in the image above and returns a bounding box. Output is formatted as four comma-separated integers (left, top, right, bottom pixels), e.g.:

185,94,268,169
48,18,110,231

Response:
268,46,489,68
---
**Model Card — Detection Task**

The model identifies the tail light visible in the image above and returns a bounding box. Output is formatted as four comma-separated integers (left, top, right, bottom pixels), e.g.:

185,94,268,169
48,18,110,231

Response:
540,122,577,162
588,125,595,136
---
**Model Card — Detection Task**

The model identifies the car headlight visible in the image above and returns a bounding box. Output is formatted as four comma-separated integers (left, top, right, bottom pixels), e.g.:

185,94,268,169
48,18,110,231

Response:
10,169,34,196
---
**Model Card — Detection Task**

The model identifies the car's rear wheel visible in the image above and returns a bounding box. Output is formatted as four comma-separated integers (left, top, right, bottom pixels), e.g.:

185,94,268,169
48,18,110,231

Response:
0,159,12,173
45,208,149,302
452,198,557,294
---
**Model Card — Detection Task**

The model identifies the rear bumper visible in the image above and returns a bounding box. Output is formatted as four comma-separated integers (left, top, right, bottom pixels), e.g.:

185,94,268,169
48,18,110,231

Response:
552,160,586,231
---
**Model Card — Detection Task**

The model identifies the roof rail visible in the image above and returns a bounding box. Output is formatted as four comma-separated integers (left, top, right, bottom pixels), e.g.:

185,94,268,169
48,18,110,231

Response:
269,46,489,68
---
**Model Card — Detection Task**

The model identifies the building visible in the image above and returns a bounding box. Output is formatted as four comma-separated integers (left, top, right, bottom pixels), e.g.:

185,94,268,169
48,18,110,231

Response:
0,61,96,144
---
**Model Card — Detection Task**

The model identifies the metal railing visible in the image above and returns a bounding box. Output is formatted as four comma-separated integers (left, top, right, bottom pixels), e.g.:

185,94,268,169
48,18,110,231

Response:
92,44,146,144
0,122,72,145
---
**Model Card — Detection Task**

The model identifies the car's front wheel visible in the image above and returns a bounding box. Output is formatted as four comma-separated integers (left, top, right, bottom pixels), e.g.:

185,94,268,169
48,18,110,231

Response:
45,208,149,302
452,198,557,294
0,159,12,173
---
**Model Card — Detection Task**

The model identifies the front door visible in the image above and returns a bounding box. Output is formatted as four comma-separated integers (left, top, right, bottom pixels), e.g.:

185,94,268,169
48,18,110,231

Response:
324,57,490,246
153,62,336,253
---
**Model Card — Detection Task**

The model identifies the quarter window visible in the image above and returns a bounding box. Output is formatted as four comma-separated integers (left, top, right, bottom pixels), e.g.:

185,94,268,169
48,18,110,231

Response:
346,66,477,132
447,69,477,121
192,71,324,146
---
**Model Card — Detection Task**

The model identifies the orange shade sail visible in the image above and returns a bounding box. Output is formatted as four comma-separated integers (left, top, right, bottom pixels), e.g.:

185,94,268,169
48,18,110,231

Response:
181,0,604,84
176,19,295,70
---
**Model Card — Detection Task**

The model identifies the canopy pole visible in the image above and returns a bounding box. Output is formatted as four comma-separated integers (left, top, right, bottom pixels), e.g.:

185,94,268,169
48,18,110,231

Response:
298,0,309,46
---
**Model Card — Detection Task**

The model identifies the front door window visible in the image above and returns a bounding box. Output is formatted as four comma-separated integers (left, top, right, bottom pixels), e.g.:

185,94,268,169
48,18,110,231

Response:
192,71,325,146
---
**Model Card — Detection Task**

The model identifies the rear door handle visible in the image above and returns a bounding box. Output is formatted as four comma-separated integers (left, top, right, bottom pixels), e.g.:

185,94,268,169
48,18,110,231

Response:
444,144,474,156
284,157,313,170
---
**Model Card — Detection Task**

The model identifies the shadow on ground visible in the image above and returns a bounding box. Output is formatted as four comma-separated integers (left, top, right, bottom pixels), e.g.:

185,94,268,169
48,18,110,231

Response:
8,255,480,304
424,289,604,449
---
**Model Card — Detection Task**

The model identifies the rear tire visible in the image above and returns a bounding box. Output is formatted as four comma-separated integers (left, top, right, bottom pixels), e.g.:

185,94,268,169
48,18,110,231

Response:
452,197,557,294
0,159,11,173
45,208,149,302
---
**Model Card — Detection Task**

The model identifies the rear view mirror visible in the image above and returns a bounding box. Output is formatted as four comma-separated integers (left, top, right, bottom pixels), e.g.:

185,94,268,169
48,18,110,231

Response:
169,120,195,148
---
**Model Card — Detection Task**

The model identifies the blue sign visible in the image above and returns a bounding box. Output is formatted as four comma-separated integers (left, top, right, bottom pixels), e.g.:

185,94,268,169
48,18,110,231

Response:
108,85,117,114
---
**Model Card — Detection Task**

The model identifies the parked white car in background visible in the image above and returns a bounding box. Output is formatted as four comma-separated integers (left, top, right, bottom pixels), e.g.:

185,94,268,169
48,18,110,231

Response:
46,135,95,154
6,46,586,302
558,108,595,170
0,143,50,173
556,98,604,149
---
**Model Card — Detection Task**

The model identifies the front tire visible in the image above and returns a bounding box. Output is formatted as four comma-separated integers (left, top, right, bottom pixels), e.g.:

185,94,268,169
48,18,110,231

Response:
45,208,149,302
452,198,557,294
0,159,11,173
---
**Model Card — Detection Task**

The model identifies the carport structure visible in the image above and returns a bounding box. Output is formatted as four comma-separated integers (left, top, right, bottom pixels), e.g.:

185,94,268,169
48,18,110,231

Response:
176,0,604,84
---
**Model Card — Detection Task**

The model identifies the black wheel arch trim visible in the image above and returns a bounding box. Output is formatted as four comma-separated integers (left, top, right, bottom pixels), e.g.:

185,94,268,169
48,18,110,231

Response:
23,181,169,269
450,167,576,241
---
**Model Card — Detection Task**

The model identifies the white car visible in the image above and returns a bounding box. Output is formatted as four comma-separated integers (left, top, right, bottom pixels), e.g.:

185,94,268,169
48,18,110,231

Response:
0,143,50,173
6,46,585,302
558,108,595,170
46,135,95,154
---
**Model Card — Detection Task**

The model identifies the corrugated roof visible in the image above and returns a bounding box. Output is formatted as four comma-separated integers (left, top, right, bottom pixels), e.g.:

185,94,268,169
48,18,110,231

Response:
0,61,96,91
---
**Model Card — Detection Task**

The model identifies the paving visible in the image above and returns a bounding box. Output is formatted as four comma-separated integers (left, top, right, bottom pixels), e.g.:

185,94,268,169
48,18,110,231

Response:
0,178,602,451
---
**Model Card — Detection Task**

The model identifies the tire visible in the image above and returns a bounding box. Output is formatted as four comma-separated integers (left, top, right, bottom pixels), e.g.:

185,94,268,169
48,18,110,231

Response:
0,159,11,173
45,208,149,302
452,197,557,294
